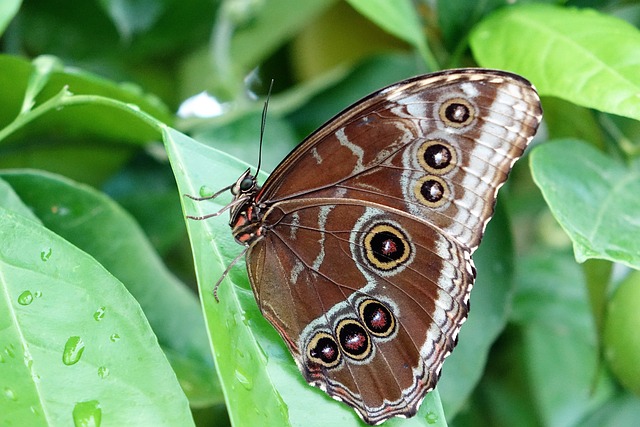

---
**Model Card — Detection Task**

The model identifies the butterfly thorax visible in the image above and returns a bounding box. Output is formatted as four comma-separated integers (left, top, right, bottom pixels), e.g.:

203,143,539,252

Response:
229,168,265,246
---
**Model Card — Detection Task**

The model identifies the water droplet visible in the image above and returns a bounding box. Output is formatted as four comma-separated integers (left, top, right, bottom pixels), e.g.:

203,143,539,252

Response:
62,336,85,365
234,369,253,390
40,248,52,262
93,307,106,321
24,352,33,369
4,344,16,359
109,333,120,343
97,366,109,379
4,387,16,401
126,103,141,112
199,185,219,198
30,406,40,416
34,291,42,298
72,400,102,427
18,291,34,306
425,411,438,424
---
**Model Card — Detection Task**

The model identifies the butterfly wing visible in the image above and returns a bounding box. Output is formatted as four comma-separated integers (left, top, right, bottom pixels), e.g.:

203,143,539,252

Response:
257,69,542,251
245,69,541,424
247,201,474,424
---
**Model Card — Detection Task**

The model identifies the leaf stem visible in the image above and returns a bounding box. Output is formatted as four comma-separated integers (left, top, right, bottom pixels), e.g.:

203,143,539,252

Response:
0,88,165,143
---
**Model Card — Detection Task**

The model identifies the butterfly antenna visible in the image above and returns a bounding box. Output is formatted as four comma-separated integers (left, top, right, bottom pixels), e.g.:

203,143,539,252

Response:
255,79,274,177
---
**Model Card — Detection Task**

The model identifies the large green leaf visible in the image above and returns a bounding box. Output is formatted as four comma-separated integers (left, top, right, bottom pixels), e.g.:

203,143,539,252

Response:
0,205,193,426
471,4,640,121
530,139,640,269
0,170,219,407
512,248,614,427
164,126,445,426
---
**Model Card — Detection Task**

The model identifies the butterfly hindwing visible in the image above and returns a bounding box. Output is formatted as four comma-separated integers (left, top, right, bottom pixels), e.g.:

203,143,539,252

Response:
247,201,474,424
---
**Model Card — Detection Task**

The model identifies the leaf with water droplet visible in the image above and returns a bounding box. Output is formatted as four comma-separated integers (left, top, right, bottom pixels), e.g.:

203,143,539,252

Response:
109,333,120,342
18,290,34,305
93,307,106,321
4,344,16,359
97,366,109,379
3,387,16,401
72,400,102,427
234,369,254,391
0,198,194,425
40,247,52,261
62,336,85,365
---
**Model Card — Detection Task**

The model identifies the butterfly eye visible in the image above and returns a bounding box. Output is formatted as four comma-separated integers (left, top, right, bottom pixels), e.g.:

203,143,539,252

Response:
239,176,255,192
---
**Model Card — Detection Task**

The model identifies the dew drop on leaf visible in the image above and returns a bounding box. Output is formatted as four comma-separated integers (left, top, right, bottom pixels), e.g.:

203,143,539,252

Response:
109,333,120,343
62,336,85,366
40,248,52,262
17,291,34,306
198,185,213,198
93,307,106,321
72,400,102,427
97,366,109,379
3,387,16,401
4,344,16,359
234,369,254,390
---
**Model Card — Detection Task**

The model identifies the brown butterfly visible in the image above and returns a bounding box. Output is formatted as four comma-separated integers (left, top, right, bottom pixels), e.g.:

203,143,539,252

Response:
188,69,542,424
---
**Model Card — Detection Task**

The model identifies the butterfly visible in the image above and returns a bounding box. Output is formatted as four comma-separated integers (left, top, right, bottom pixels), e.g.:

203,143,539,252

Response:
188,69,542,424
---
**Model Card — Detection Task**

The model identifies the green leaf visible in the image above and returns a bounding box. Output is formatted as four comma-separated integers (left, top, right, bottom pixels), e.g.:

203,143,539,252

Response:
0,177,38,221
0,0,20,35
0,206,193,426
0,55,172,185
512,248,614,427
0,169,219,406
470,4,640,121
164,126,445,426
581,394,640,427
0,54,170,143
214,0,338,94
346,0,436,69
530,139,640,269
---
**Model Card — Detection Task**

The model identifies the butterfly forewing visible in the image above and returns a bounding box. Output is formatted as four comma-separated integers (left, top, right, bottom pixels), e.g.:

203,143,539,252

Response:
258,70,542,251
198,69,542,424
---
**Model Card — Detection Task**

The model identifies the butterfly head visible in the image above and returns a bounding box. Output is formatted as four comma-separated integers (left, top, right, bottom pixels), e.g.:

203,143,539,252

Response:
231,168,258,196
229,168,264,246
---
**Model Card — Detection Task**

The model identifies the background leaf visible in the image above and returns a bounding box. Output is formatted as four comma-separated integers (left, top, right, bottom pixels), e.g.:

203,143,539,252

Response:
471,4,640,121
530,139,640,269
0,170,219,406
0,205,193,426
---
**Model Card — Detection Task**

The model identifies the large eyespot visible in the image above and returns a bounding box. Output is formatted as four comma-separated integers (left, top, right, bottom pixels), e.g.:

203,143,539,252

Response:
414,175,450,207
363,223,411,271
359,299,396,338
439,98,475,128
307,332,341,368
336,319,371,361
418,140,457,174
